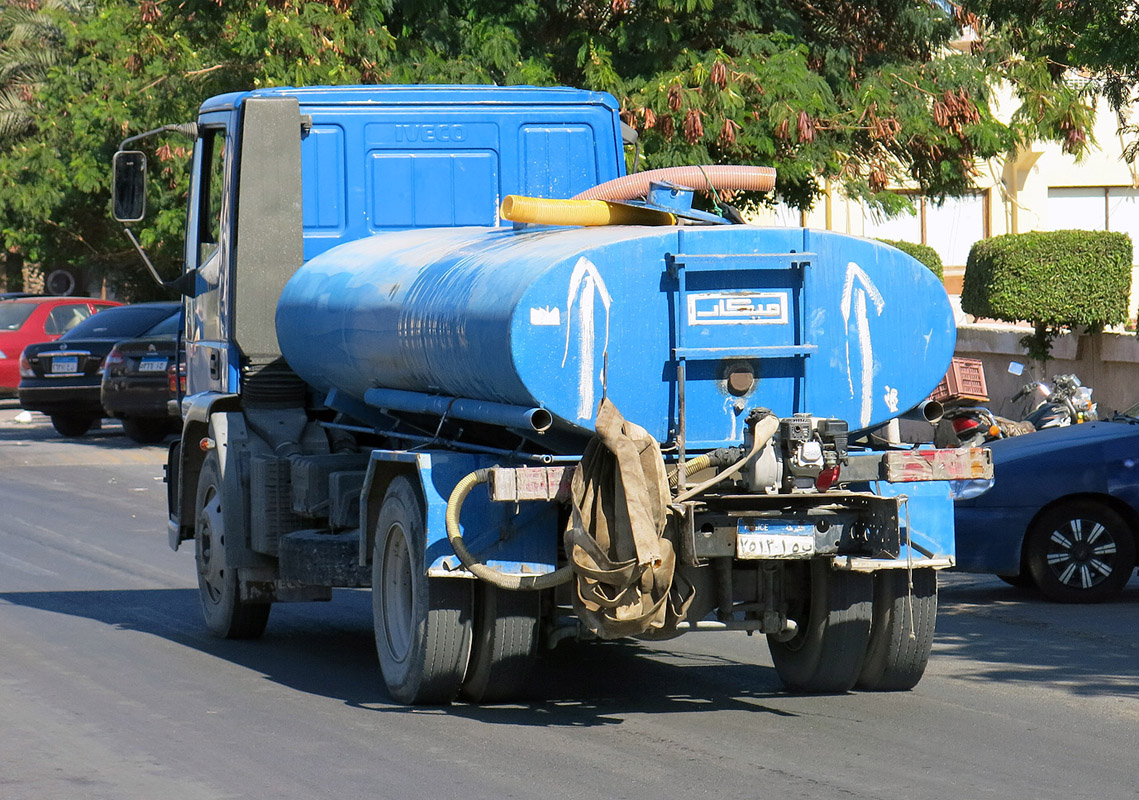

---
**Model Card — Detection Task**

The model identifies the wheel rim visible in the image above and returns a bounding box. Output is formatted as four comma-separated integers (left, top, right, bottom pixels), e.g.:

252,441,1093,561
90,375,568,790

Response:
197,483,225,605
1045,517,1118,589
381,522,414,664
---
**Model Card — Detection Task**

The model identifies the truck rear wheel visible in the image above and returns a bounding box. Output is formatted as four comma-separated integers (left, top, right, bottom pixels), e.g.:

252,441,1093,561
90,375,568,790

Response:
461,584,540,704
856,568,937,691
372,476,472,705
767,560,872,693
194,452,271,639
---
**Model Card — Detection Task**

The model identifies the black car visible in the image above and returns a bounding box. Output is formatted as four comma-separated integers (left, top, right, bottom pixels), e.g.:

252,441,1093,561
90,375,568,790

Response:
18,302,182,437
100,311,184,444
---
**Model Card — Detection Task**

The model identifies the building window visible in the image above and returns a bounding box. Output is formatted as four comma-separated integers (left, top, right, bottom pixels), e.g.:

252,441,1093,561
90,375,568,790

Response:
863,191,987,269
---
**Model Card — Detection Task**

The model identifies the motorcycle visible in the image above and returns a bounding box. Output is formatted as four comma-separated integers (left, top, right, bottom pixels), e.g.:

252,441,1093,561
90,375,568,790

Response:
941,373,1095,447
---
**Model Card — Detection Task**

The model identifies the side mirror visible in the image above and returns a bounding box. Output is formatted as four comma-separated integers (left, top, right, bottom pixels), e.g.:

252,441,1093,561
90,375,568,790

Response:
112,150,147,222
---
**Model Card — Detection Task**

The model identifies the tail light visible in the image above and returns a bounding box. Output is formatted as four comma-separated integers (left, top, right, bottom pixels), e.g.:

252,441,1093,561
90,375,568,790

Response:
18,351,33,378
103,347,124,375
951,416,981,440
168,361,186,394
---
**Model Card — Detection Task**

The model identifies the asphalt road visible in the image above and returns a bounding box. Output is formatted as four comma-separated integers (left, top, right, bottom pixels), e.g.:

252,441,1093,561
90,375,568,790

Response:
2,399,1138,800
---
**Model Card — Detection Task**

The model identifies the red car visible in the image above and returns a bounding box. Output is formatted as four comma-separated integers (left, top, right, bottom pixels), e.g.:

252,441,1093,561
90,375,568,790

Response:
0,297,122,394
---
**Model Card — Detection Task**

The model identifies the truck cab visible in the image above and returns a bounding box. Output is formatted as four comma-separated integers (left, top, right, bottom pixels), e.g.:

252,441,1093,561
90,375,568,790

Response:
182,86,625,398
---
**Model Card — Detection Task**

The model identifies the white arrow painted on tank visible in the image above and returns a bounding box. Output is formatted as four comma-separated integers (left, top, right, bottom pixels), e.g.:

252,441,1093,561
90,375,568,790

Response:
562,257,612,419
841,261,885,428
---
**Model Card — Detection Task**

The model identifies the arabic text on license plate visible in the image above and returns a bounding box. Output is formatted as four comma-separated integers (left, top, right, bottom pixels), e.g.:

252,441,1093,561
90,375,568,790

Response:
51,356,78,374
736,520,816,559
139,358,168,373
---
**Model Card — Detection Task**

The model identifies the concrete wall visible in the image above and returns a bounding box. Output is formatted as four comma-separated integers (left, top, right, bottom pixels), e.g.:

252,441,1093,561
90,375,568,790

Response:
952,324,1139,419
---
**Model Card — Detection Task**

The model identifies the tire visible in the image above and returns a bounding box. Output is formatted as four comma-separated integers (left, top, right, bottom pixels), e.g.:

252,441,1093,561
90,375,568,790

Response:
372,476,472,705
122,416,172,444
856,568,937,691
1025,501,1136,603
768,560,873,693
998,573,1033,589
461,584,540,704
51,414,94,437
194,452,271,638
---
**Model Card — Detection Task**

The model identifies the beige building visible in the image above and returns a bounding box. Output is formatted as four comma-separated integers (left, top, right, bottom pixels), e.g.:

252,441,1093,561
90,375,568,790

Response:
752,92,1139,318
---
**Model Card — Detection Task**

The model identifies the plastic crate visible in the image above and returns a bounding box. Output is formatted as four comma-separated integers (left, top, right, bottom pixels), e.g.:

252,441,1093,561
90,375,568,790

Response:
930,357,988,403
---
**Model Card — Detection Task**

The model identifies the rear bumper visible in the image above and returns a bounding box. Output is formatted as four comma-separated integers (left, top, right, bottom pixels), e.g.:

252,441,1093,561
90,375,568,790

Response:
102,377,176,418
18,383,103,416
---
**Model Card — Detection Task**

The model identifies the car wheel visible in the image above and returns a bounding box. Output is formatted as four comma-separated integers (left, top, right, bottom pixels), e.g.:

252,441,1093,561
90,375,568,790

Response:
998,573,1033,589
50,414,95,437
1025,502,1137,603
122,416,171,445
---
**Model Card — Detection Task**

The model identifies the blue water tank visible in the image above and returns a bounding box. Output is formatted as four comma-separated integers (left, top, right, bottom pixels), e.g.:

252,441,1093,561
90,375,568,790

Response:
276,224,956,449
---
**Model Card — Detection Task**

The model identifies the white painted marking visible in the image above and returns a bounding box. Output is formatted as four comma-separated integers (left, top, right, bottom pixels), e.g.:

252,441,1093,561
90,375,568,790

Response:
529,306,561,326
0,551,57,577
884,385,899,413
841,262,885,427
561,257,613,419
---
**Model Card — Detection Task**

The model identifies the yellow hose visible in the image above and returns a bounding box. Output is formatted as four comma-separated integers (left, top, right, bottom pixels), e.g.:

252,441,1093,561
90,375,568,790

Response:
500,195,676,227
446,470,573,591
669,453,714,489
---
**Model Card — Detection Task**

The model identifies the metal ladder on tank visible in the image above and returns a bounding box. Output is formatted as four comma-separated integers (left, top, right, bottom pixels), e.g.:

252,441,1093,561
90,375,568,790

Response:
665,239,817,491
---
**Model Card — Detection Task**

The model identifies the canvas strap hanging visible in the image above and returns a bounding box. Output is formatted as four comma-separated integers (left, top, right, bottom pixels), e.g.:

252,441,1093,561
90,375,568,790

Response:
564,398,693,639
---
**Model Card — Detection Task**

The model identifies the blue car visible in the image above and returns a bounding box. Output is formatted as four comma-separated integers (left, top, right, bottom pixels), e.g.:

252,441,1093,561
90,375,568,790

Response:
953,416,1139,602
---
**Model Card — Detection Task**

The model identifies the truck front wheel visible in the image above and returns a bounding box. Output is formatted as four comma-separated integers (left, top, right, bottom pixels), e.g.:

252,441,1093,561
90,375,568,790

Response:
194,452,271,638
372,476,472,705
767,560,872,693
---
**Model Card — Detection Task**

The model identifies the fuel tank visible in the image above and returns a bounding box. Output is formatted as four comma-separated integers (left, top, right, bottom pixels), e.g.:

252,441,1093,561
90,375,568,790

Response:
275,224,955,448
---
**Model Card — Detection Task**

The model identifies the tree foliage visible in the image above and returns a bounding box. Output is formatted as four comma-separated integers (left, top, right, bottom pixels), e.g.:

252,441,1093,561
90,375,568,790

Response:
961,230,1132,360
0,0,1122,297
961,1,1139,158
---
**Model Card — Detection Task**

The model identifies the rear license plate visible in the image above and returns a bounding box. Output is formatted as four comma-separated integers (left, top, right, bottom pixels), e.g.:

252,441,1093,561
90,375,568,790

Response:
736,519,816,559
138,357,168,373
51,356,78,374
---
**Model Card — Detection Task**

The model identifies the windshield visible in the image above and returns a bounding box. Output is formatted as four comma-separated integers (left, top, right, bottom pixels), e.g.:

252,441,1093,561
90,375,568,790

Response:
141,312,182,337
0,302,35,331
62,304,180,340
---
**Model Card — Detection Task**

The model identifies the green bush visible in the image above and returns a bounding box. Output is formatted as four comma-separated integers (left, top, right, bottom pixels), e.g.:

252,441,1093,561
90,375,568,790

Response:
876,239,944,280
961,230,1133,360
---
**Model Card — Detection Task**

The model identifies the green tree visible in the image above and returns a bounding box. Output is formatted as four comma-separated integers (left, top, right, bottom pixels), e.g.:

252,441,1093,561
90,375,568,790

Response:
0,0,90,143
0,0,395,298
0,0,1120,297
961,1,1139,158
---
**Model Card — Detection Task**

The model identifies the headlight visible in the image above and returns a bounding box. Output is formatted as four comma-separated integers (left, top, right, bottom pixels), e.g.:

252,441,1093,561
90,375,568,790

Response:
0,349,7,359
950,478,994,500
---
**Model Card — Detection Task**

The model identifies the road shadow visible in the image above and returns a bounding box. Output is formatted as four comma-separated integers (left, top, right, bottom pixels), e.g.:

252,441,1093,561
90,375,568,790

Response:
7,575,1136,725
0,398,173,455
0,586,796,725
935,574,1139,698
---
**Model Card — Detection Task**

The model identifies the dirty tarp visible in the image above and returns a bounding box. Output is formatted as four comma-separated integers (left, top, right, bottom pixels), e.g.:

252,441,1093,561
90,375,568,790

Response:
564,398,694,639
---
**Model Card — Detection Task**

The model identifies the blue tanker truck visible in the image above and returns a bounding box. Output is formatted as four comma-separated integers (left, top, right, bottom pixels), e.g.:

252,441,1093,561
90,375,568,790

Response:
111,85,991,704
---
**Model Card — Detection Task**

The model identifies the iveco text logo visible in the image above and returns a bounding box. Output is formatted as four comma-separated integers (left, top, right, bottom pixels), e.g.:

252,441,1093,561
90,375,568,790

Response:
394,124,466,143
687,291,790,326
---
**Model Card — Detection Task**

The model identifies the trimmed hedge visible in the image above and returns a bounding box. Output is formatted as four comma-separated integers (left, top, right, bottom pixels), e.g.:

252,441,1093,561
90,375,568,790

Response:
961,230,1132,359
876,239,944,280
